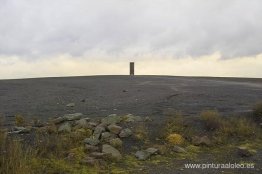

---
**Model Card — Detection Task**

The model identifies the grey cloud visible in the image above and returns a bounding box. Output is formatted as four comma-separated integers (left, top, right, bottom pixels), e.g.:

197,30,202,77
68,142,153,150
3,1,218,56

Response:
0,0,262,59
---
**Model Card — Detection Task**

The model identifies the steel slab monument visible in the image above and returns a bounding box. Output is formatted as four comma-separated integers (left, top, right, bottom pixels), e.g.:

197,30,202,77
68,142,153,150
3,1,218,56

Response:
130,62,135,75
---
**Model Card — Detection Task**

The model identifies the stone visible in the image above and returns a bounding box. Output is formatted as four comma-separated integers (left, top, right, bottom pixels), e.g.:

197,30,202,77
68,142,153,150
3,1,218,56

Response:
173,146,187,153
107,124,122,134
90,152,108,159
237,146,256,157
123,114,142,122
72,128,89,137
58,122,71,133
14,126,26,131
93,126,105,139
64,113,83,121
101,114,122,125
84,137,100,146
87,122,99,130
102,144,122,160
145,147,158,155
101,132,116,142
52,117,65,124
75,119,88,129
101,132,112,139
192,136,211,146
66,103,75,107
85,144,99,152
81,157,106,167
81,156,98,166
144,116,153,122
119,128,132,138
12,126,30,134
152,145,168,155
135,150,151,160
109,138,123,148
97,122,108,128
83,117,91,122
33,119,45,127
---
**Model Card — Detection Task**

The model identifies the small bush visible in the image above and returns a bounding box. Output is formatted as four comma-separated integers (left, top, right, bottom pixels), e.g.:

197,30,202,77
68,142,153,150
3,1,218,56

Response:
200,110,261,144
220,117,257,139
164,113,198,141
164,113,184,135
166,133,184,145
133,123,149,142
15,114,25,126
0,116,6,145
253,102,262,121
201,110,222,131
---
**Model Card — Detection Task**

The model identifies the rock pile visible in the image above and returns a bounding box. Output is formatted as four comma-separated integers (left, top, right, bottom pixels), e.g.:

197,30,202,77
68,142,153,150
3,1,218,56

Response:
7,113,165,165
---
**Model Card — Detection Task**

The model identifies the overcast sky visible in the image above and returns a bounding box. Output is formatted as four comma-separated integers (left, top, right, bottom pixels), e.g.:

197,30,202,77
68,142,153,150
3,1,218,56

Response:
0,0,262,79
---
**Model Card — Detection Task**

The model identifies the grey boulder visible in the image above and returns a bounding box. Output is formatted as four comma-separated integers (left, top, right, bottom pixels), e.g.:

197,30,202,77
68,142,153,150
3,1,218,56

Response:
135,150,151,160
102,144,122,161
58,122,71,133
119,128,132,138
84,137,100,146
64,113,83,121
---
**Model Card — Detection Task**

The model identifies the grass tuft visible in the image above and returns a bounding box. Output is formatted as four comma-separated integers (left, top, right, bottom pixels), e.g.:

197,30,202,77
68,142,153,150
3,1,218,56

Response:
15,114,25,127
253,102,262,122
200,110,222,131
166,133,184,145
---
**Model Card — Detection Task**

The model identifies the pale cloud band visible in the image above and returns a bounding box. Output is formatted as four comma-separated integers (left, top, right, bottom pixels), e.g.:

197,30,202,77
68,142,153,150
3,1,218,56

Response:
1,53,261,79
0,0,262,79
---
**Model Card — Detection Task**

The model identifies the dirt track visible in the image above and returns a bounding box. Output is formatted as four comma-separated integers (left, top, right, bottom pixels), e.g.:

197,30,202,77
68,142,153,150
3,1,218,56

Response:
0,75,262,122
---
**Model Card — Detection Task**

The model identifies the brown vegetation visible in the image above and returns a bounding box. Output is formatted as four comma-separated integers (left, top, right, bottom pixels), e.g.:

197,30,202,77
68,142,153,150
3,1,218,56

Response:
1,104,262,173
253,102,262,121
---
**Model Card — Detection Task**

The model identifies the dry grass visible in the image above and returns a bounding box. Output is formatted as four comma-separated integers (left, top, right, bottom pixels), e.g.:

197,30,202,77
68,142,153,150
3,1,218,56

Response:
15,114,25,127
200,110,222,131
0,118,95,174
166,133,184,145
216,116,259,142
0,138,34,174
164,112,185,134
164,113,197,141
200,110,261,145
1,116,34,174
253,102,262,121
164,110,261,147
1,105,262,173
133,123,149,142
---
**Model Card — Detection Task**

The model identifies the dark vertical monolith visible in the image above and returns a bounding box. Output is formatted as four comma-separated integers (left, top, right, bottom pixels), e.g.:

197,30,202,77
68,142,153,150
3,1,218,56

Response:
130,62,134,75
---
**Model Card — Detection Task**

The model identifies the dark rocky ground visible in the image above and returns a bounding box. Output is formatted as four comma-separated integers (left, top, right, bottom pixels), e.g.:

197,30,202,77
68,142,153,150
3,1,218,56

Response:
1,75,262,121
1,75,262,173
